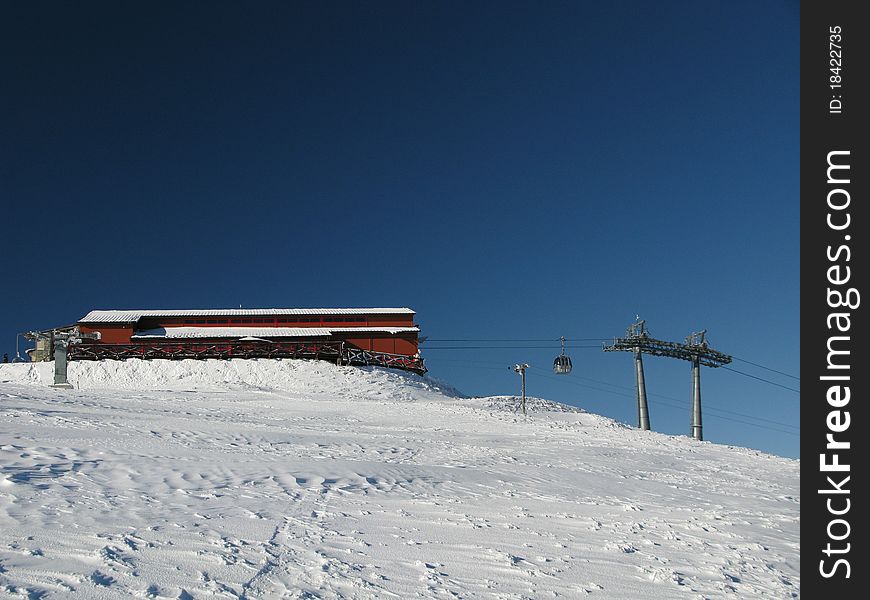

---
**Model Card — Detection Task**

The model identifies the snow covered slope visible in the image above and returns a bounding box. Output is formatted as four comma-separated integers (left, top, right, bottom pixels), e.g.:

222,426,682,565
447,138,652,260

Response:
0,360,798,599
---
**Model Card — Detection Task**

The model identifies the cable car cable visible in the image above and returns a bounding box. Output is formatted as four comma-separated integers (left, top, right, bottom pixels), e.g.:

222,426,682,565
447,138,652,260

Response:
422,345,602,350
424,345,800,393
424,339,798,384
423,358,798,434
525,365,798,431
524,366,798,436
720,366,800,394
425,337,611,342
731,356,799,381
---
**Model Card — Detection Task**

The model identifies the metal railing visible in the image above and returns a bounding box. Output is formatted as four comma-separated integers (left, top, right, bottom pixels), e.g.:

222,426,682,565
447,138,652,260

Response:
68,340,426,374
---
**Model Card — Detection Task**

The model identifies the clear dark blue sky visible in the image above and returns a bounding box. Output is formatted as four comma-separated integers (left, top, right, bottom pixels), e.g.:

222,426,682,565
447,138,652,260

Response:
1,2,799,457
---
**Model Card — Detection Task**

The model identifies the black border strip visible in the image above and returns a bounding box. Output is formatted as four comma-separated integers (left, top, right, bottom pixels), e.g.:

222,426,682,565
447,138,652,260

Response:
802,0,867,593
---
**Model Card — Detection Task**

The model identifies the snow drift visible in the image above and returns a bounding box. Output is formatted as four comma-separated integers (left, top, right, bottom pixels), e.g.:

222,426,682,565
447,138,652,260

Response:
0,359,799,598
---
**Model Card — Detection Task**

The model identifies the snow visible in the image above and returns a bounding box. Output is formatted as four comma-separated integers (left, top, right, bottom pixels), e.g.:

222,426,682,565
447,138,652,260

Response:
0,360,799,598
79,308,415,322
132,326,420,339
133,327,332,339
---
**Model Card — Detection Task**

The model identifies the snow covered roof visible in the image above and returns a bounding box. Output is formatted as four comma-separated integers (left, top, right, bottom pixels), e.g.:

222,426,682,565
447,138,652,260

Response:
319,327,420,334
134,327,328,339
80,308,415,323
131,326,420,339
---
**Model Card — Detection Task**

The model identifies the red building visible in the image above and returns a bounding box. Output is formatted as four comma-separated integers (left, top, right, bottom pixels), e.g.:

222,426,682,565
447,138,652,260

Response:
71,308,425,373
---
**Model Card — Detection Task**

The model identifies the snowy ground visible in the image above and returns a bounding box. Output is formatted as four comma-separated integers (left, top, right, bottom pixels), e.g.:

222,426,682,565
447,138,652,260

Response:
0,359,799,599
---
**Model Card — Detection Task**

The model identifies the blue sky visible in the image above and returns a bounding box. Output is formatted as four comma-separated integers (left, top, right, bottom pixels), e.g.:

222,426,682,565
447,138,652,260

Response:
1,2,800,457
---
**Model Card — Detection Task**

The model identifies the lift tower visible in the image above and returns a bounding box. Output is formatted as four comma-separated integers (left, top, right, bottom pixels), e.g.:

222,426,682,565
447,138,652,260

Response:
682,330,732,441
603,319,652,430
604,320,731,439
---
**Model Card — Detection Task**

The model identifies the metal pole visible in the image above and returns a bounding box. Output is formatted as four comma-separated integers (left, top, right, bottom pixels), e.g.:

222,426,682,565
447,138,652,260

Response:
634,348,650,430
53,340,72,387
691,355,702,440
521,367,526,416
512,363,529,416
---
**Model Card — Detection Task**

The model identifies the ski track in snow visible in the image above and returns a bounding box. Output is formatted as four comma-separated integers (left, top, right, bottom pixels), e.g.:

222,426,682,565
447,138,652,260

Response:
0,359,798,599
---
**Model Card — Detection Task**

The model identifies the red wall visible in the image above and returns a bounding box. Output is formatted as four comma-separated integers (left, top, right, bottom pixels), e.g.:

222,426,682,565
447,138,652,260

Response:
394,337,418,355
364,315,416,327
332,334,419,356
79,324,134,343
